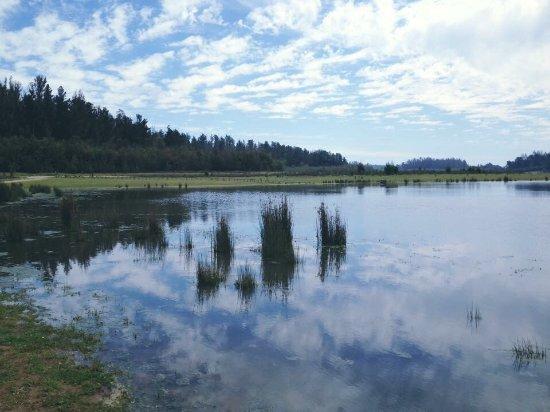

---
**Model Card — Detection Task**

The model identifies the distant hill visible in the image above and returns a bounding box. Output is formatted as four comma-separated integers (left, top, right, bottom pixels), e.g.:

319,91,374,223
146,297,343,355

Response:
0,76,346,173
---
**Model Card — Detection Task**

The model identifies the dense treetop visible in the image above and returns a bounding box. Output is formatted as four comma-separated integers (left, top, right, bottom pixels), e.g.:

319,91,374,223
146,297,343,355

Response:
506,151,550,172
0,76,346,173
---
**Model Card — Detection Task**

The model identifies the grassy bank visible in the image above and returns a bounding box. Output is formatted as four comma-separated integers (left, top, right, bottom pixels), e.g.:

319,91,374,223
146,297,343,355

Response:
0,290,127,410
11,171,550,191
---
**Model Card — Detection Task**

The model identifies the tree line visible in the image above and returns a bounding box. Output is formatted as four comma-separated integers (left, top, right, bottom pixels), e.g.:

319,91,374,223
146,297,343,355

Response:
506,151,550,172
0,76,346,173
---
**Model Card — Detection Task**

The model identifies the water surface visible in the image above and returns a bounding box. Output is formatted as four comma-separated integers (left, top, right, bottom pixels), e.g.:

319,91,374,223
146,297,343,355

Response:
1,182,549,410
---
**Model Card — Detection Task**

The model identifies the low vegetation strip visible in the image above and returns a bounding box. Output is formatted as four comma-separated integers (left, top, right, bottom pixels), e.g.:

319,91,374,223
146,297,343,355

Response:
0,290,127,411
12,171,548,191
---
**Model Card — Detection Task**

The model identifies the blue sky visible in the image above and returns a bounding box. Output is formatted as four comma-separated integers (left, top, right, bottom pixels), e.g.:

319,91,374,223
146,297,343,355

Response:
0,0,548,165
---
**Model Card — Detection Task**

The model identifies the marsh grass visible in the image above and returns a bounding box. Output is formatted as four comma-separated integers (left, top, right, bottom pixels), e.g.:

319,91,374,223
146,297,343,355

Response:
196,259,227,302
28,184,51,194
234,265,257,303
317,203,346,248
0,183,27,204
512,339,547,369
213,216,234,256
260,198,295,263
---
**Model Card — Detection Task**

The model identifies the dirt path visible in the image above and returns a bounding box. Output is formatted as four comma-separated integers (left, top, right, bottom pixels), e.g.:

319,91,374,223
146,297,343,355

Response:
2,175,50,184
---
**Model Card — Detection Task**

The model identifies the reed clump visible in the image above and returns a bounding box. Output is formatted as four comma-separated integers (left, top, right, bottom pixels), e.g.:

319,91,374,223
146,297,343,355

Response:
260,198,295,263
53,187,64,197
213,216,233,256
317,203,346,248
196,259,226,302
235,265,257,303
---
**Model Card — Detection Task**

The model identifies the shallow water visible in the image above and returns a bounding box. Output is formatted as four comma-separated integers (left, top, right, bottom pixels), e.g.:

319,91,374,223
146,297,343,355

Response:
1,182,550,411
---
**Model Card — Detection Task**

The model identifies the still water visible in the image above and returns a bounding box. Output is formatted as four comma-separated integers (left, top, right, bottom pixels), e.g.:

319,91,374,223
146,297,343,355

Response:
1,183,550,411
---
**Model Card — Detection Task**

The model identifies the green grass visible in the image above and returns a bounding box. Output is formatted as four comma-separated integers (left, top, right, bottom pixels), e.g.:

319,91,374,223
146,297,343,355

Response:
0,290,128,410
15,172,550,191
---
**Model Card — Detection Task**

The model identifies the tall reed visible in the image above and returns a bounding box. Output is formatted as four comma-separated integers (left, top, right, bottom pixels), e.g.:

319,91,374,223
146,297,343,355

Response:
317,203,346,248
260,198,295,263
60,195,77,226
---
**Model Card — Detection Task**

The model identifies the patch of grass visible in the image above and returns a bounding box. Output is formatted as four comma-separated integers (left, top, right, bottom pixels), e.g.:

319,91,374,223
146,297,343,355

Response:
260,198,295,263
21,172,547,191
234,265,257,303
0,290,127,410
317,203,346,248
28,184,51,194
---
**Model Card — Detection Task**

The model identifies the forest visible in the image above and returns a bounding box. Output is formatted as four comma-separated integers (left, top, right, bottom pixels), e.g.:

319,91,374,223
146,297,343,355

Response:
0,76,346,173
506,151,550,172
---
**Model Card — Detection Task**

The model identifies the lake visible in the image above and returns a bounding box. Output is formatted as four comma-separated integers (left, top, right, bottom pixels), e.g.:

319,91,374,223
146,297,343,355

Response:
1,182,549,411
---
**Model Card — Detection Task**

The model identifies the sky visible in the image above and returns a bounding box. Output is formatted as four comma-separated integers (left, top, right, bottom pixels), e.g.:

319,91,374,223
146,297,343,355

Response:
0,0,549,165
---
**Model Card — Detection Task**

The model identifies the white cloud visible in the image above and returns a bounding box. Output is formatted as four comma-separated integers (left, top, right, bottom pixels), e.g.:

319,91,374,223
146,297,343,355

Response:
313,104,354,117
0,0,19,24
247,0,321,33
139,0,223,41
176,34,251,66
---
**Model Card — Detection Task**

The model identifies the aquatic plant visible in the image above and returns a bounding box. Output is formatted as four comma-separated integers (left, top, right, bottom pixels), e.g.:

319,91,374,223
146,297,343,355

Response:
317,203,346,248
28,184,51,194
196,259,226,302
60,195,77,226
260,198,295,263
234,265,257,303
213,216,233,256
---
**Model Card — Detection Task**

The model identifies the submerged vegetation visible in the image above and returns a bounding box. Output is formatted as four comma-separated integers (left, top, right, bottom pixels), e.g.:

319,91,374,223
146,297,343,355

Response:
0,290,127,410
317,203,346,248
